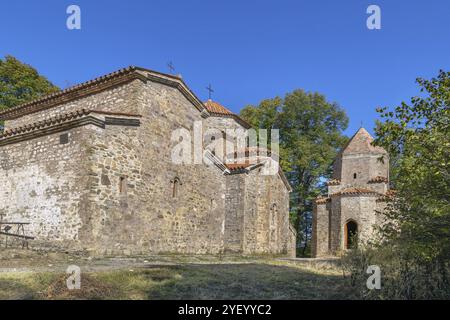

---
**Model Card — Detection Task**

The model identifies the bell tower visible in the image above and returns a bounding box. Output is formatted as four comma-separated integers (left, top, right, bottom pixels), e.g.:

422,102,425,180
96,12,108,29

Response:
312,127,391,257
333,127,388,185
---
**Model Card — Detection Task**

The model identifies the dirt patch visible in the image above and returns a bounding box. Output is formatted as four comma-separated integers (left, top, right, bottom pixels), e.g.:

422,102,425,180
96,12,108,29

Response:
44,273,118,300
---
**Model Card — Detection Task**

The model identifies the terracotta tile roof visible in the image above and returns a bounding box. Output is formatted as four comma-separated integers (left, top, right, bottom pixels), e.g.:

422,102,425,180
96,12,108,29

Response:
0,109,91,139
315,196,330,204
224,153,264,171
386,189,397,196
203,99,251,129
368,176,388,183
225,163,252,171
326,179,341,186
338,187,380,195
0,66,206,121
318,187,395,203
204,99,234,115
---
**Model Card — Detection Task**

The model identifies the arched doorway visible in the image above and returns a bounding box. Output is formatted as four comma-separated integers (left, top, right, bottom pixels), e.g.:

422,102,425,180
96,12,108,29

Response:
345,220,358,249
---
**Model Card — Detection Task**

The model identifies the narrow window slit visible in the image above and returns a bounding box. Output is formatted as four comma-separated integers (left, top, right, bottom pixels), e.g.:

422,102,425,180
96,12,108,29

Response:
119,176,127,194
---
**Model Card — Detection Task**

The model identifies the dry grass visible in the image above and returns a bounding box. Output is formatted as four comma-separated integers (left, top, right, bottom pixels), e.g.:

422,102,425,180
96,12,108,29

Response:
0,258,353,300
0,272,55,300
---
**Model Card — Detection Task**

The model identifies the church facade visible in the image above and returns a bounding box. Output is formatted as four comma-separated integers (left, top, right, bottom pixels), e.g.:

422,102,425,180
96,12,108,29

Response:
312,128,391,257
0,66,296,257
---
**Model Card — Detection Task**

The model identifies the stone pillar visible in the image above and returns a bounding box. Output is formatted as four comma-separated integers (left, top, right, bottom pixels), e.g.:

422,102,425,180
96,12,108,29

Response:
312,200,330,257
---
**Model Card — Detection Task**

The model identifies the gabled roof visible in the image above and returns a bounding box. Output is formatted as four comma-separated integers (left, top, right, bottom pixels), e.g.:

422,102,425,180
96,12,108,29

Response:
0,66,207,121
341,127,387,155
203,99,252,129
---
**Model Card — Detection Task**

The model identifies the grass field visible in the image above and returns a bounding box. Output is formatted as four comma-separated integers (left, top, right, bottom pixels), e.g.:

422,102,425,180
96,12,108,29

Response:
0,250,352,300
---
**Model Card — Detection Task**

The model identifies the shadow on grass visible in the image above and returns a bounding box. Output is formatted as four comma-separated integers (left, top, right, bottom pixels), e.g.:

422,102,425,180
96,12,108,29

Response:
140,263,353,300
0,279,38,300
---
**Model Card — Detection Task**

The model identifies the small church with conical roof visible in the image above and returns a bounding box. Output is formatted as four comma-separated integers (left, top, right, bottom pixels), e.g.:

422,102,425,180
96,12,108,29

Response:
312,127,392,257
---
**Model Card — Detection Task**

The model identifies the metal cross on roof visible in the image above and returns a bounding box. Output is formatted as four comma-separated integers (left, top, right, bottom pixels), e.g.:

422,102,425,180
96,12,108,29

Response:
167,61,175,74
206,83,214,100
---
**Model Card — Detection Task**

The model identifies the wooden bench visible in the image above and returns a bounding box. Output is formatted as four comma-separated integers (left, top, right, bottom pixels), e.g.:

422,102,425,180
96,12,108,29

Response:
0,222,35,249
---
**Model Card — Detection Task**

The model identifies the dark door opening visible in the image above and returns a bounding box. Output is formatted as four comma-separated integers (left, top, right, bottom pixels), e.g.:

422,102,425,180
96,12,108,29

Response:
345,220,358,249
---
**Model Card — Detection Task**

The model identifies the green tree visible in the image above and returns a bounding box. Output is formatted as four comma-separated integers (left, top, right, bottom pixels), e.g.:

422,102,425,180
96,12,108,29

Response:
240,89,349,256
374,70,449,297
0,55,59,112
342,70,450,300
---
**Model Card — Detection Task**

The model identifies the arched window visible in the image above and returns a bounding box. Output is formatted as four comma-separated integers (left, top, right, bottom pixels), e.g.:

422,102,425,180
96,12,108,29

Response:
119,176,127,194
171,177,182,198
210,199,216,210
345,220,358,249
353,173,357,179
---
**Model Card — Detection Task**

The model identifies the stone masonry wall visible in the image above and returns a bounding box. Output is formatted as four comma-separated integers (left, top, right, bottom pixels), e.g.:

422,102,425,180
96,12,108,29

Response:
203,116,246,162
1,73,294,257
329,195,342,254
90,79,228,255
4,80,142,130
2,78,228,255
224,174,245,253
340,154,388,186
242,167,292,255
0,125,94,249
339,195,378,247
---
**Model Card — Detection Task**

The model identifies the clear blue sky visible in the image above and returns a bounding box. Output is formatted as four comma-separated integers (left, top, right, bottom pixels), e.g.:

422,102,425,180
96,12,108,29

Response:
1,0,449,137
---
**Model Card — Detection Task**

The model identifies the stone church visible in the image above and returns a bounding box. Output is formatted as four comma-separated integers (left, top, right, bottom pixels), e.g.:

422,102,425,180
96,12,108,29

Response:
0,66,296,257
312,127,392,257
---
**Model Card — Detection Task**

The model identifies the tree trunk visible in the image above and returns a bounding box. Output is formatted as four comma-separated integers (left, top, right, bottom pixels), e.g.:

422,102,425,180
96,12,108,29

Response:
301,209,309,256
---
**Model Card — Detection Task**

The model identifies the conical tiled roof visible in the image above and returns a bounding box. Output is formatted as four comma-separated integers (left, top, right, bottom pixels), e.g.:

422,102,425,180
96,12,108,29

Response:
341,127,387,154
204,99,234,115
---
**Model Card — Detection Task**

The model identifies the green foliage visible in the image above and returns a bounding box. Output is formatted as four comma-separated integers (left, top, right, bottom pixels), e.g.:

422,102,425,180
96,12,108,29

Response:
342,246,450,300
374,70,450,262
0,55,59,112
344,70,450,299
240,90,349,255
